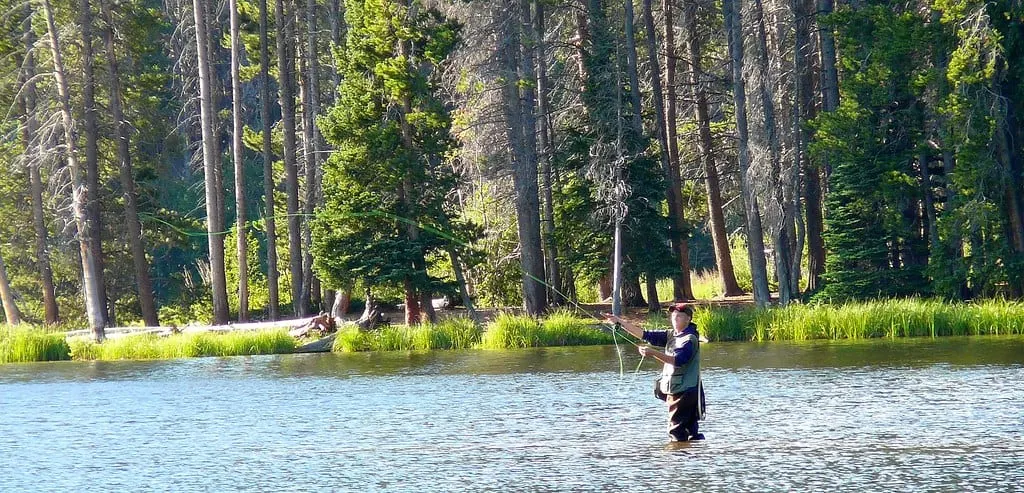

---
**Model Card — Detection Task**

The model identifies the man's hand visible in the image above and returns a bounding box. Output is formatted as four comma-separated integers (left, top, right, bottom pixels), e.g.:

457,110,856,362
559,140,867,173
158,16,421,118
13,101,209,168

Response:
603,312,644,339
638,345,651,357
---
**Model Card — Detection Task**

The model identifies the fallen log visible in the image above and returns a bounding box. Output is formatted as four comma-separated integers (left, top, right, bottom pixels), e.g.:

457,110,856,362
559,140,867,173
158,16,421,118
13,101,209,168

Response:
65,316,323,340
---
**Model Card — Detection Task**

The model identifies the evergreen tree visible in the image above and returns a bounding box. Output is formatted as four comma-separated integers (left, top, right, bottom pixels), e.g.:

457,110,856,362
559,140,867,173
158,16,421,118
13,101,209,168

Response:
313,0,467,321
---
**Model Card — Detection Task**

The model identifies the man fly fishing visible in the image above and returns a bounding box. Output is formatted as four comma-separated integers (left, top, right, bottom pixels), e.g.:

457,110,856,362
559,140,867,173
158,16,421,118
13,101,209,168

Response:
605,302,706,442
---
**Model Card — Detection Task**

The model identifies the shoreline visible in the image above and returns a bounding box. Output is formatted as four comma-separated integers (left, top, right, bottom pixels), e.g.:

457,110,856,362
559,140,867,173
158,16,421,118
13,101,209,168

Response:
3,298,1024,363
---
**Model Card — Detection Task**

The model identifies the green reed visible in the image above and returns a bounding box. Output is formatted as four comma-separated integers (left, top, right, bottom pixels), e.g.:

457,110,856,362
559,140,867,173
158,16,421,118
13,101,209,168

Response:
0,326,71,363
479,313,542,349
68,330,296,360
537,309,612,346
333,317,484,352
695,299,1024,342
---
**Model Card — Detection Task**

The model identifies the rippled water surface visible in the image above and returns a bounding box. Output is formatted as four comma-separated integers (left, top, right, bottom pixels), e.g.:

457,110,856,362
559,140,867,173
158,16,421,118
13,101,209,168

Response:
2,336,1023,492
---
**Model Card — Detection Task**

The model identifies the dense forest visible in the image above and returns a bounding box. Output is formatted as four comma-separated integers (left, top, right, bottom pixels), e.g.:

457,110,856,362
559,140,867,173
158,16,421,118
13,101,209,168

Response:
0,0,1022,339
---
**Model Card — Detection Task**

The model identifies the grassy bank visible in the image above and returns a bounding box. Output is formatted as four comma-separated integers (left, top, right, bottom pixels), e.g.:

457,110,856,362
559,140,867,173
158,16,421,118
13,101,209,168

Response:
67,330,297,360
4,299,1024,363
0,326,71,363
331,310,613,352
694,299,1024,341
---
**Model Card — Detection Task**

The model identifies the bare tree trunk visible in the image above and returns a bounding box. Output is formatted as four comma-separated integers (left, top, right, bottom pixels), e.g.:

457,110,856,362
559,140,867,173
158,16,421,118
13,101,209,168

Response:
259,0,280,320
29,162,59,324
19,11,59,324
662,0,693,301
680,0,742,297
0,249,20,325
724,0,770,306
331,287,351,318
80,0,109,319
642,0,690,302
535,0,564,306
749,0,792,305
817,0,839,184
447,246,479,322
43,0,108,338
228,0,249,321
299,0,323,315
645,274,660,312
519,0,547,314
193,0,230,324
622,0,643,133
100,0,159,326
329,0,342,100
298,24,313,315
276,0,303,316
497,0,547,315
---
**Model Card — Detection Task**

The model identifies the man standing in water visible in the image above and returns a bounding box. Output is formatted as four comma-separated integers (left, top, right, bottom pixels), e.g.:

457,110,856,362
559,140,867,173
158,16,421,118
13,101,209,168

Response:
606,302,705,442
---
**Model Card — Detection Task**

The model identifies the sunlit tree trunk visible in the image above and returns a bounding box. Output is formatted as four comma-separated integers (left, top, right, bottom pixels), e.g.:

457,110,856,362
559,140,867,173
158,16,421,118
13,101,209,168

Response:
80,0,109,321
276,0,303,316
535,0,564,306
496,0,547,316
0,250,20,325
642,0,689,303
299,0,323,315
228,0,249,321
43,0,108,338
681,0,743,297
100,0,159,326
19,10,59,324
193,0,230,324
259,0,280,320
662,0,693,301
724,0,770,306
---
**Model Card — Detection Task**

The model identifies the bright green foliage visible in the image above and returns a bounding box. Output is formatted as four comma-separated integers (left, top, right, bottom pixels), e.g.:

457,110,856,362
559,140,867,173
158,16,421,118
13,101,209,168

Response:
313,0,471,300
480,313,543,349
68,330,296,360
332,317,482,351
930,0,1024,298
0,326,71,363
480,312,611,349
694,299,1024,342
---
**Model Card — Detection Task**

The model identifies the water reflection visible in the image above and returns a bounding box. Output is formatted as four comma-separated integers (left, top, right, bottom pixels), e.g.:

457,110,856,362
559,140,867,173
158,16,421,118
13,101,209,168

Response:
1,336,1022,492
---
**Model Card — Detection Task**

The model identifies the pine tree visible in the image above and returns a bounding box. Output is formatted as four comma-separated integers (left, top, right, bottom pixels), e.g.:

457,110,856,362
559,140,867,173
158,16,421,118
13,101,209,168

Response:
314,0,467,321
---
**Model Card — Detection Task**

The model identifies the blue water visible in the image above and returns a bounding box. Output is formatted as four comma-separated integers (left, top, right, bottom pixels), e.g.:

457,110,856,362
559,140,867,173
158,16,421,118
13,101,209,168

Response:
2,337,1023,491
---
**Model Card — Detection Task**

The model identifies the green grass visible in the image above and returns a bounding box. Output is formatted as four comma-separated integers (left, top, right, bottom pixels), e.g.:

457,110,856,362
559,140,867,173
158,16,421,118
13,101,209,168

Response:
0,325,71,363
479,313,543,349
696,299,1024,342
478,311,612,349
333,317,484,352
68,330,296,360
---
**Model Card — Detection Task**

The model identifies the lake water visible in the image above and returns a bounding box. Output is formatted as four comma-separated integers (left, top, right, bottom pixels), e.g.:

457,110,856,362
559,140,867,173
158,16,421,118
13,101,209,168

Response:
2,336,1023,492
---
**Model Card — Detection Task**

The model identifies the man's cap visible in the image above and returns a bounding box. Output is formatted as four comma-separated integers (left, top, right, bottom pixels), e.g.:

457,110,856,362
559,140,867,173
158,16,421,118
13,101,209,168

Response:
668,302,693,316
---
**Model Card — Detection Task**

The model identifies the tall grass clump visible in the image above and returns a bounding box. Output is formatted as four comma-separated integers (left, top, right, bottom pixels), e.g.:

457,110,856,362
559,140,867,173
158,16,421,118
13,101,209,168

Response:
333,326,374,352
480,313,543,349
539,309,612,346
332,318,483,352
693,308,758,341
0,326,71,363
695,298,1024,342
69,330,295,360
430,317,483,349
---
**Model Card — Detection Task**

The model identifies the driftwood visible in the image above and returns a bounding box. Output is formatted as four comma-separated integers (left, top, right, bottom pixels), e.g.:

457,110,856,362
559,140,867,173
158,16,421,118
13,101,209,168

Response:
356,307,386,330
287,313,337,338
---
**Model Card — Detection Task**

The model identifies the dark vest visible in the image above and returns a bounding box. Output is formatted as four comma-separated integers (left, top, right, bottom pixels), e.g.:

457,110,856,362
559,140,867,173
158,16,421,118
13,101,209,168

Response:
659,331,701,395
